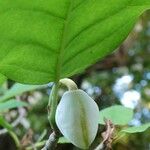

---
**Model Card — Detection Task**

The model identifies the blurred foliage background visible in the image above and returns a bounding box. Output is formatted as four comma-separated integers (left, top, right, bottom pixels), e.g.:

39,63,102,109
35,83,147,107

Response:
0,11,150,150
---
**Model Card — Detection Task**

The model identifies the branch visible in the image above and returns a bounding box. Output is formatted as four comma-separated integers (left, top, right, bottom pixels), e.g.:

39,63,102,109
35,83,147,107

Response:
94,119,115,150
41,132,59,150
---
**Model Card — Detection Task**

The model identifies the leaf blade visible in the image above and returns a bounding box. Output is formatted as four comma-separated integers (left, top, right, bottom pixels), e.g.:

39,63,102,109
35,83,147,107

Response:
0,1,150,83
121,123,150,133
0,99,28,112
99,105,134,125
0,83,45,102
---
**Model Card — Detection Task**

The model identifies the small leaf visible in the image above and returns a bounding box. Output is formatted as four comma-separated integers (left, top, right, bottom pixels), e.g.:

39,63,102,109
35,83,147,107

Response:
99,105,133,125
55,89,99,149
0,83,45,102
58,137,70,144
0,99,28,112
0,116,20,147
0,116,13,130
121,123,150,133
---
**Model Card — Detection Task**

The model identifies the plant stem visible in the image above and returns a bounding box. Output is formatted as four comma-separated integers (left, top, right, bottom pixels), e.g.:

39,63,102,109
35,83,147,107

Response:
9,131,20,149
48,82,59,131
41,132,59,150
42,82,60,150
48,78,77,130
44,78,77,150
94,143,104,150
59,78,78,91
26,141,46,150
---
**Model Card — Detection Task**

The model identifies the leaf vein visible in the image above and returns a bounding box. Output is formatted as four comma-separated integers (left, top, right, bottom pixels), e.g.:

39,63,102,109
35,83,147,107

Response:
63,19,131,66
1,8,65,21
65,6,127,49
55,0,73,81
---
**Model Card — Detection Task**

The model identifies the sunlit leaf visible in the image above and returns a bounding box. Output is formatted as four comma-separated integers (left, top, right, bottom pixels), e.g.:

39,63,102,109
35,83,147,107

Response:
0,1,149,84
99,105,133,125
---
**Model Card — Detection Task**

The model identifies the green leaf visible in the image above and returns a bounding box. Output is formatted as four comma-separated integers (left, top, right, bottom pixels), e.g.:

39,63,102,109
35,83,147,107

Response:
0,116,20,147
121,123,150,133
99,105,133,125
55,90,99,149
58,137,70,144
0,99,28,111
0,1,150,84
0,83,45,102
0,116,13,130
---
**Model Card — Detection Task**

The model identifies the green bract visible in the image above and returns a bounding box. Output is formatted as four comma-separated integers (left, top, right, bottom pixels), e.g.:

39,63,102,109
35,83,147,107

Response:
0,1,149,84
55,89,99,149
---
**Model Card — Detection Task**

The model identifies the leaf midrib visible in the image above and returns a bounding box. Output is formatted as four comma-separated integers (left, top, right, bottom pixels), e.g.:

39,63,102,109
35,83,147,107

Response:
55,0,73,82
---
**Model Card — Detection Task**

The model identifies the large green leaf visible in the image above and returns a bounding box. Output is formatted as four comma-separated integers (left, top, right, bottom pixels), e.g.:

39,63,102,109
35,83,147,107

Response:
0,0,150,84
0,83,45,102
99,105,133,125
